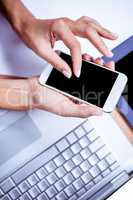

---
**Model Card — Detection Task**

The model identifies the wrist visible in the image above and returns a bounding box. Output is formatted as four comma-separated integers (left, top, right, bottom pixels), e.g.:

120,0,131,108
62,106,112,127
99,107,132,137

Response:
28,77,46,110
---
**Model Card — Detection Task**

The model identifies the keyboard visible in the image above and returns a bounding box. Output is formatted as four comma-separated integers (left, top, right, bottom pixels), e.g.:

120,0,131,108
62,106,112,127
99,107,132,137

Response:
0,120,123,200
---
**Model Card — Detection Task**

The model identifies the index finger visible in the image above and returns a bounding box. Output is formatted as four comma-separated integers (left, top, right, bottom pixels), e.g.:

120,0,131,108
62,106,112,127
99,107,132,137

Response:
57,24,82,77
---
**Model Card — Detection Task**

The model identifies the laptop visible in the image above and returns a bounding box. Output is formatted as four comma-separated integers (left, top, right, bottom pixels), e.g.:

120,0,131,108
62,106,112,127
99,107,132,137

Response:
0,37,133,200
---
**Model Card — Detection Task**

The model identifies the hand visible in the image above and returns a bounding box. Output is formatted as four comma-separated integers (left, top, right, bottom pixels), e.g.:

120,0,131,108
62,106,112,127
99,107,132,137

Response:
30,55,114,118
19,16,118,78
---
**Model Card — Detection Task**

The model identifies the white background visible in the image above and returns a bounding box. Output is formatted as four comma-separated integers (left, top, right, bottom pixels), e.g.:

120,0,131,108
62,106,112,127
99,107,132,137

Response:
0,0,133,199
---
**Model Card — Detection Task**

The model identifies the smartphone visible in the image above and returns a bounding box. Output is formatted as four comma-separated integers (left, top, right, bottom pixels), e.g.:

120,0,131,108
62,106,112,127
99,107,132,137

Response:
39,51,127,112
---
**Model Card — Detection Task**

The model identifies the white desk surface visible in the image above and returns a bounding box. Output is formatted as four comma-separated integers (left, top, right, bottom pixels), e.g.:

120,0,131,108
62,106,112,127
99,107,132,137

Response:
0,1,132,199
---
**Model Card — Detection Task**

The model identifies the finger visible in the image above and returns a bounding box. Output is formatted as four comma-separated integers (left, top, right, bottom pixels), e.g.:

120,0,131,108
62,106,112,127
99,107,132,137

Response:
105,61,115,70
38,46,72,78
57,24,82,77
66,103,103,118
86,29,113,57
82,53,93,61
96,25,119,40
94,57,104,66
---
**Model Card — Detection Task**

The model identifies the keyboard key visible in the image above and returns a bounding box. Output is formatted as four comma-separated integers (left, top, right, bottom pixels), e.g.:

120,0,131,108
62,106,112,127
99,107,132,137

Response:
1,195,11,200
56,139,69,152
81,172,92,184
64,160,75,172
106,154,116,165
62,149,73,161
37,179,49,192
45,161,56,173
0,178,15,193
96,146,109,159
55,180,66,192
85,181,94,191
37,193,49,200
77,188,86,197
54,155,65,167
36,167,47,180
98,160,108,171
46,173,58,185
28,186,40,198
75,126,85,138
27,174,39,186
69,195,77,200
72,154,83,166
0,188,4,197
71,143,81,154
56,191,67,200
80,160,91,172
79,136,90,148
87,130,98,142
88,154,99,166
82,120,93,133
55,166,66,178
89,166,100,178
73,178,84,190
64,185,76,197
63,173,74,185
46,186,57,198
72,166,83,179
102,169,111,177
18,181,30,193
94,175,102,184
9,187,21,200
19,193,32,200
89,138,103,153
80,147,91,160
67,132,77,144
12,146,59,184
110,162,119,171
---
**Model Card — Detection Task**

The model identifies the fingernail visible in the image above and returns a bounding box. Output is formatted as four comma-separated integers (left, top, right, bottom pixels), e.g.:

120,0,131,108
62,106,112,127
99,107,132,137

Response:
107,51,114,58
76,69,81,78
112,33,119,37
97,58,104,65
62,70,71,79
110,61,115,70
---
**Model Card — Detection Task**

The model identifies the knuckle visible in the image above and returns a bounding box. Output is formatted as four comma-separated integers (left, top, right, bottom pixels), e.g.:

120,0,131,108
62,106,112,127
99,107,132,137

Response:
56,18,66,27
81,16,89,21
62,17,70,23
52,18,67,33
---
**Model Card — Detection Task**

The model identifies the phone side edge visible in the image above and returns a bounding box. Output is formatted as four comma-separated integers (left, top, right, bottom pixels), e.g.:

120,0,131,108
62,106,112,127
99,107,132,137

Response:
103,72,128,113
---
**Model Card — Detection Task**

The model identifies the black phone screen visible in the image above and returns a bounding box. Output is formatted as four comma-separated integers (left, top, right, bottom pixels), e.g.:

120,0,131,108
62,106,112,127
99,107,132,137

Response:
46,52,118,107
116,51,132,109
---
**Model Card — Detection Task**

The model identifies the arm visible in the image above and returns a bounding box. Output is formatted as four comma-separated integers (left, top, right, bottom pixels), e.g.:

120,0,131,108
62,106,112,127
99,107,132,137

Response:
0,0,118,78
0,76,33,111
0,75,102,117
0,0,34,33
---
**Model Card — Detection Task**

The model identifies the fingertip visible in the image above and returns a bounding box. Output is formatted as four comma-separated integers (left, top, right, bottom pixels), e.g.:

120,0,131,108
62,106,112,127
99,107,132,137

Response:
82,54,93,61
95,57,104,65
105,61,115,70
62,70,72,78
72,52,82,78
110,33,119,39
80,103,103,117
106,51,114,58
